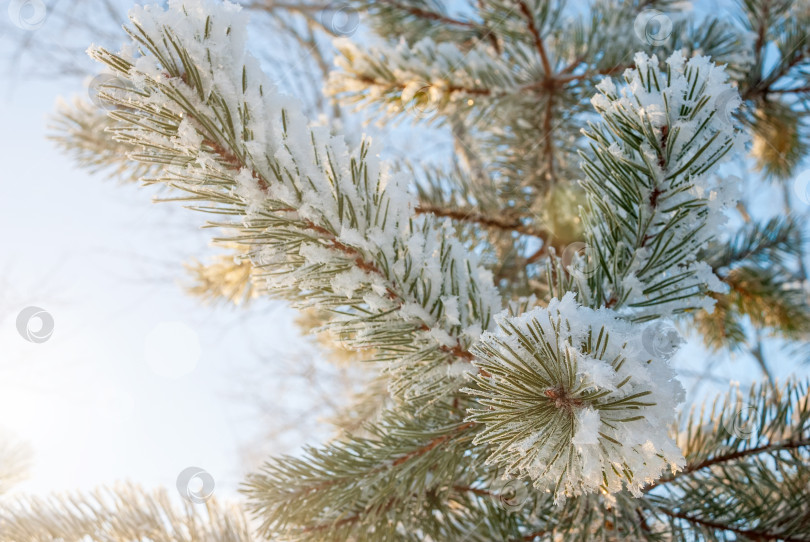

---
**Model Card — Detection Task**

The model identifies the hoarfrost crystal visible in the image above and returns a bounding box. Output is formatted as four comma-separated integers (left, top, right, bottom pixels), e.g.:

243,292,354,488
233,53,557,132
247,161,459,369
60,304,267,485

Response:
465,293,685,504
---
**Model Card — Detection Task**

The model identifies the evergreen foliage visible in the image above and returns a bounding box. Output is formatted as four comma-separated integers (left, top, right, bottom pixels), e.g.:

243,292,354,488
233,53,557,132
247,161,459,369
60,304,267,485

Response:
3,0,810,540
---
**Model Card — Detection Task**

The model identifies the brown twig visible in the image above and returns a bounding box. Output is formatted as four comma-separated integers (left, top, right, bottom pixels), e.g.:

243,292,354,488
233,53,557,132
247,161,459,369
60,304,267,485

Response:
393,422,476,467
414,204,548,239
542,95,556,184
520,528,548,541
644,438,810,492
555,63,632,84
517,0,552,76
452,484,495,498
377,0,477,29
653,507,807,541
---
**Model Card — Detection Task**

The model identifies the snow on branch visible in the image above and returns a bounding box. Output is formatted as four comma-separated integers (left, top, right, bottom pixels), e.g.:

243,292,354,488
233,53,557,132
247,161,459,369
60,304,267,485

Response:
579,51,749,320
244,404,480,540
85,0,501,401
464,292,685,504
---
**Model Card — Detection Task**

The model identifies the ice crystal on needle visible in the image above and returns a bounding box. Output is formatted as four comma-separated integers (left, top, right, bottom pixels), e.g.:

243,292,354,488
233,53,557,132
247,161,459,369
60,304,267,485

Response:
581,52,749,319
86,0,502,403
465,293,685,504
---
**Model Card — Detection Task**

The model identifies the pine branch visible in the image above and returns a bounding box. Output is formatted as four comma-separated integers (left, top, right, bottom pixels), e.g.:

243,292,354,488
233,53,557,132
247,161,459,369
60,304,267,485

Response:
0,484,253,542
516,0,552,76
356,0,495,47
46,1,810,541
653,507,808,542
49,97,155,183
697,264,810,351
244,405,484,540
464,293,685,504
693,216,810,350
642,379,810,541
704,216,801,271
658,378,810,484
184,243,258,306
327,36,533,122
650,437,810,492
73,0,502,404
579,51,748,319
372,0,478,29
0,439,31,496
414,203,548,239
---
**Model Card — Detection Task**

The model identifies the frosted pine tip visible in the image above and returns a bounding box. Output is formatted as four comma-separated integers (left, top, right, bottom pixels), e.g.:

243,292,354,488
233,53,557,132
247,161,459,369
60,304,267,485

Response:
544,387,584,411
464,293,686,503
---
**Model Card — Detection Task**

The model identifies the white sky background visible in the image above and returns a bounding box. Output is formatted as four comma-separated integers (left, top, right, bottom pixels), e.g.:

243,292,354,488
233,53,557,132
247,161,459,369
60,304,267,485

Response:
0,0,805,510
0,75,315,498
0,0,340,500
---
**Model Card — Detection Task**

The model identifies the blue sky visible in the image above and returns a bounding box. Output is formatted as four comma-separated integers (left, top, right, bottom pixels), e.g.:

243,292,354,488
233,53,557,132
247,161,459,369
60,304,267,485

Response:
0,4,334,499
0,70,299,498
